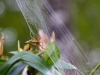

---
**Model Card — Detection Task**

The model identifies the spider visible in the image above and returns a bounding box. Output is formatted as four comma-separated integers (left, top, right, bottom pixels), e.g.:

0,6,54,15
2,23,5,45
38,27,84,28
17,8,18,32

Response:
24,30,49,51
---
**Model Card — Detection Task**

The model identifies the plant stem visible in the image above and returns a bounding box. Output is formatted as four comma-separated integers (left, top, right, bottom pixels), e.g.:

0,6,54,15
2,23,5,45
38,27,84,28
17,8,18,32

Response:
89,63,100,75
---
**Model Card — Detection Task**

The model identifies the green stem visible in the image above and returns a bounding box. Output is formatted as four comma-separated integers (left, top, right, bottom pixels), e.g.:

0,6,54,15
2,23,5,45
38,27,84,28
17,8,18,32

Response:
89,63,100,75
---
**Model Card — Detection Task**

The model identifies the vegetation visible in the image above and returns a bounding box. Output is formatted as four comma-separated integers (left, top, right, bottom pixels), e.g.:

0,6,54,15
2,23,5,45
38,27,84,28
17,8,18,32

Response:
0,31,76,75
0,0,100,75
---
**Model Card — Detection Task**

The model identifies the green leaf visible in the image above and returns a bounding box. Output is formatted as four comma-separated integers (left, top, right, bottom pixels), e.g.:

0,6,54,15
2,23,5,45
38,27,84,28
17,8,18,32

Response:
0,51,62,75
43,42,60,66
25,62,62,75
7,62,27,75
54,60,77,69
0,53,21,75
21,52,50,73
9,51,18,54
0,58,6,66
21,52,62,75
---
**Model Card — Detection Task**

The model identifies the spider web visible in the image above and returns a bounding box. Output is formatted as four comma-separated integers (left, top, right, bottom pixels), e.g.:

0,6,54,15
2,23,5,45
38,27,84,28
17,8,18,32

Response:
16,0,91,75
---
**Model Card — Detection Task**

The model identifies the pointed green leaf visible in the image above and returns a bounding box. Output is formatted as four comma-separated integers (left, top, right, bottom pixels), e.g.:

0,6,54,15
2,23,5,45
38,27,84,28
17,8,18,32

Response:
7,62,27,75
0,51,62,75
0,59,6,66
9,51,18,54
55,60,77,69
43,42,60,66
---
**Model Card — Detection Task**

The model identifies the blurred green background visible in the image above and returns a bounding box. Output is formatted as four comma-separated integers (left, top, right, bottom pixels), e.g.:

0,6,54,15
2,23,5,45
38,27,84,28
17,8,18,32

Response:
0,0,30,56
0,0,100,66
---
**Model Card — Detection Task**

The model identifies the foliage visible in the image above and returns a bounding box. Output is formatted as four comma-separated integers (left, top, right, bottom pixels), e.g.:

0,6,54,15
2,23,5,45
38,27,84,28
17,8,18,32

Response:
0,41,76,75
